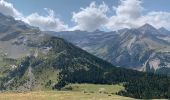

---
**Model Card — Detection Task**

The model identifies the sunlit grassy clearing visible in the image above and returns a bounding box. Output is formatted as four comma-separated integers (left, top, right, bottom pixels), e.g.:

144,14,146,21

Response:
0,84,134,100
0,91,134,100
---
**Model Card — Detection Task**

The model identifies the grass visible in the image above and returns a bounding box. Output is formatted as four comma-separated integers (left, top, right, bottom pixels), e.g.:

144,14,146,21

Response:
62,83,124,94
0,91,134,100
0,84,134,100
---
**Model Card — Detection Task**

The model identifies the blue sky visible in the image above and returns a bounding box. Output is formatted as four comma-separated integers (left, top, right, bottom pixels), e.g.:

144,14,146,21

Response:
7,0,119,25
1,0,170,31
7,0,170,25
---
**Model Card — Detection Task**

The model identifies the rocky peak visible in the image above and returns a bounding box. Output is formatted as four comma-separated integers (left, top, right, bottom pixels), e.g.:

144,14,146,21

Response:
138,23,159,34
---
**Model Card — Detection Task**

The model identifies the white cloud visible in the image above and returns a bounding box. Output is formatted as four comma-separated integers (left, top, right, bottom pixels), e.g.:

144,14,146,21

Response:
71,2,109,32
0,0,22,18
107,0,170,30
107,0,144,30
1,0,170,32
114,0,144,19
0,0,68,32
25,8,68,32
139,12,170,29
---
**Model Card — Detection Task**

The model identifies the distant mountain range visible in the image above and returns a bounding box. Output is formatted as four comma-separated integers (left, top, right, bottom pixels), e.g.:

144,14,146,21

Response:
0,13,170,99
52,23,170,74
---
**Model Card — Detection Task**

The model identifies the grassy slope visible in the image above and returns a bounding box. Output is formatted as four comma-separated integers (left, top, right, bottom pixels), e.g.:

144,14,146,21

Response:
62,84,124,94
0,84,134,100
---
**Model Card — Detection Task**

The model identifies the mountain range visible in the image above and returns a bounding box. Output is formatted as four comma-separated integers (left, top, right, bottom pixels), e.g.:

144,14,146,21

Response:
0,13,170,99
52,24,170,74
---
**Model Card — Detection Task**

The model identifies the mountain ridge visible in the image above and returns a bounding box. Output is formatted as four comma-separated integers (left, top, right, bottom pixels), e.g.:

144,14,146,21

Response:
53,23,170,73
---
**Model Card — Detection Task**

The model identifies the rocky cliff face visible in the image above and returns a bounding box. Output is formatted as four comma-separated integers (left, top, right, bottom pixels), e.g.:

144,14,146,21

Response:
54,24,170,73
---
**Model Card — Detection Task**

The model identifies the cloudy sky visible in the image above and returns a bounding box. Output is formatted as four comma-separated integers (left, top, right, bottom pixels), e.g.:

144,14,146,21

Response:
1,0,170,32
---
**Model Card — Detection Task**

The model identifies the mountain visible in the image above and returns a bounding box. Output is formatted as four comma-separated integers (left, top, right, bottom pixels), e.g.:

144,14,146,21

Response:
1,36,115,91
138,23,160,34
0,13,40,59
0,13,122,91
53,24,170,73
1,13,170,99
2,36,170,99
159,27,170,35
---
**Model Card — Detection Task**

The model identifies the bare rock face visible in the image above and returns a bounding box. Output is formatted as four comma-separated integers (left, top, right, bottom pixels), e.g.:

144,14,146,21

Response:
53,24,170,73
